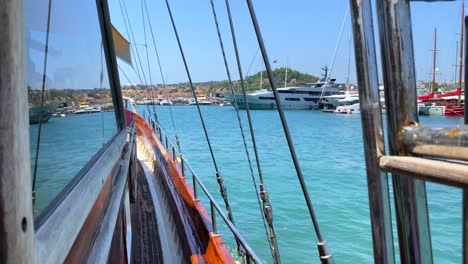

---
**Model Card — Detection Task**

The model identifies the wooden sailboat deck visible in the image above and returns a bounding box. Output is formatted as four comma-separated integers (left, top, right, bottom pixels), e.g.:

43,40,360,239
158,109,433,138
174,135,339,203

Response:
130,163,163,264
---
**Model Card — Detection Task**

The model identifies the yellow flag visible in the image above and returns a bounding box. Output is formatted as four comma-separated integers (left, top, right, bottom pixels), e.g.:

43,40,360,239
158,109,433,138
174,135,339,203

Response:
112,26,132,65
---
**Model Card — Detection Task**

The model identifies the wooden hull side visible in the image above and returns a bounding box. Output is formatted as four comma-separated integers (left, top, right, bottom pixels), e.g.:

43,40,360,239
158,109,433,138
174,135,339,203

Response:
132,111,235,264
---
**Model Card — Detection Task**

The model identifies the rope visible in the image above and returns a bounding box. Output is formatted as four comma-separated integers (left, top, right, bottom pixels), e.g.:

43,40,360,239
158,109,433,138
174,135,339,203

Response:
327,6,349,79
32,0,53,199
100,44,105,146
118,0,144,85
245,0,328,249
142,0,182,152
223,0,281,262
209,0,275,262
119,0,157,122
121,0,148,86
163,0,237,229
140,0,158,122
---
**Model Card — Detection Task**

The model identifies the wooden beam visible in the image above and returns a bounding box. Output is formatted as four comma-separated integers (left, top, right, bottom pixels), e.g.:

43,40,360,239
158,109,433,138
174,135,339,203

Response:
0,0,35,263
380,156,468,188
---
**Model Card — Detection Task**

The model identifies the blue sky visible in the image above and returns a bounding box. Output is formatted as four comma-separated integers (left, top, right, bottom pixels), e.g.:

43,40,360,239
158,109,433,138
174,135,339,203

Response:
107,0,466,86
25,0,466,89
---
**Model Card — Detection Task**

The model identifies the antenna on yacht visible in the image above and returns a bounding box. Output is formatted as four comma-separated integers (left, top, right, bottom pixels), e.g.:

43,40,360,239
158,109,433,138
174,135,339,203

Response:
321,65,328,82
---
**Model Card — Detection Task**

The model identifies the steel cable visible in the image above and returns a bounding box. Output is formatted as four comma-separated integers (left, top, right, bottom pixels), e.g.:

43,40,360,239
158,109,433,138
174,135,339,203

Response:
208,0,275,262
222,0,281,262
142,0,182,152
163,0,237,229
244,0,333,262
32,0,53,201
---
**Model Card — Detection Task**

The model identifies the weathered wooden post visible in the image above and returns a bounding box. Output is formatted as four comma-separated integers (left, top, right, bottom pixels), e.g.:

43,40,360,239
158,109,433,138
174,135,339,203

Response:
0,0,35,262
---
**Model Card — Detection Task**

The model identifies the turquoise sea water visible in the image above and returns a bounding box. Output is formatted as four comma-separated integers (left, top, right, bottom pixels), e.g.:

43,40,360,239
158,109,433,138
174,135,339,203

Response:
32,106,465,263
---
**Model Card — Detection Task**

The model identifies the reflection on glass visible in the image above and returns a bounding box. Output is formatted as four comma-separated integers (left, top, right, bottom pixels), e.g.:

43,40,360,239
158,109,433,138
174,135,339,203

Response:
25,0,117,214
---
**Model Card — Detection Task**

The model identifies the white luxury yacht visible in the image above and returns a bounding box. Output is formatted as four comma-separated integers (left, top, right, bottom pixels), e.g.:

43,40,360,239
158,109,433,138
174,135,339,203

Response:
225,78,341,110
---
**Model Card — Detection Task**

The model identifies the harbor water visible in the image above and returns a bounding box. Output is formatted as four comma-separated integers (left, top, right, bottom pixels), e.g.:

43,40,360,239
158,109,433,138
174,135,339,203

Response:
32,105,464,263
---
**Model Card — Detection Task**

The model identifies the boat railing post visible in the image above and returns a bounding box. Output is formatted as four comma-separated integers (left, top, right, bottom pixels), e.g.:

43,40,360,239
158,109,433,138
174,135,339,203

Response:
375,0,432,262
172,146,176,161
181,155,185,177
211,201,217,234
349,0,395,262
193,174,199,201
165,134,168,149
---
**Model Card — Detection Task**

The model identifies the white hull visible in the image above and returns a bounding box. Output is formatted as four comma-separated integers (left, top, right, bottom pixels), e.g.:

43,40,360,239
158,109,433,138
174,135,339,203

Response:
226,86,340,110
334,103,360,114
418,105,446,116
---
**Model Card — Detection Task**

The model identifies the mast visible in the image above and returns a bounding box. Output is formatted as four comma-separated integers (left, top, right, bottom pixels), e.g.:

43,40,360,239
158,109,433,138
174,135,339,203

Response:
458,0,464,104
432,28,437,93
322,65,328,81
346,31,352,89
455,41,459,85
260,69,263,90
284,59,288,88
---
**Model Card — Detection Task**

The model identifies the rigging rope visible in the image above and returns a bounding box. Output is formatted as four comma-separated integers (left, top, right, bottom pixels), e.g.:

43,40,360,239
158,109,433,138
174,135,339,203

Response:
118,0,144,85
32,0,53,201
121,0,148,86
244,0,333,261
140,0,158,121
118,64,135,90
100,44,105,146
327,6,349,79
163,0,237,229
142,0,182,152
119,0,158,122
208,1,278,262
222,0,281,262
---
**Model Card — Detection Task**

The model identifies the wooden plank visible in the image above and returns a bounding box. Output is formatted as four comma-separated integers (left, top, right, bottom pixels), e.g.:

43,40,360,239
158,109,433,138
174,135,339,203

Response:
35,131,126,263
380,156,468,187
0,0,35,263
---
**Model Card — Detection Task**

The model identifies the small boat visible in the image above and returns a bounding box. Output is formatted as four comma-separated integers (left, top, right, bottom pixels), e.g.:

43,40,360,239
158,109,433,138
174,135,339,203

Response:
73,107,102,115
334,95,360,114
189,100,212,105
159,99,173,105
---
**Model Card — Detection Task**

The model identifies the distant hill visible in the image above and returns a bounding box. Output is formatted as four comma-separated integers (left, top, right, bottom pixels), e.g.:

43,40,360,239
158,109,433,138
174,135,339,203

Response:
27,68,321,105
204,67,320,93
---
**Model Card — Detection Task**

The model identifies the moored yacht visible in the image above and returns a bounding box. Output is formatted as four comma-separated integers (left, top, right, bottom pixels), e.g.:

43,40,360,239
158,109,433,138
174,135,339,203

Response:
323,90,359,108
225,79,341,110
333,93,360,114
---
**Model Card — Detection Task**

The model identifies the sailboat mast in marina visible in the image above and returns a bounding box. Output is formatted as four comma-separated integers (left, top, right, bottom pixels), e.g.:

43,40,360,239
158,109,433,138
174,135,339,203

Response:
432,28,437,93
458,0,464,104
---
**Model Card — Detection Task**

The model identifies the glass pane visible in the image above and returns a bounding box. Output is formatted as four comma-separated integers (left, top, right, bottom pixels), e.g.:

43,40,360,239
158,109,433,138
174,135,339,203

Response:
25,0,118,215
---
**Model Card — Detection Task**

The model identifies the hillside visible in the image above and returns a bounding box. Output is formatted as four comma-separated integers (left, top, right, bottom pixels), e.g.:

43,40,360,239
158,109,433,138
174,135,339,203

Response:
205,68,320,93
28,68,320,105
